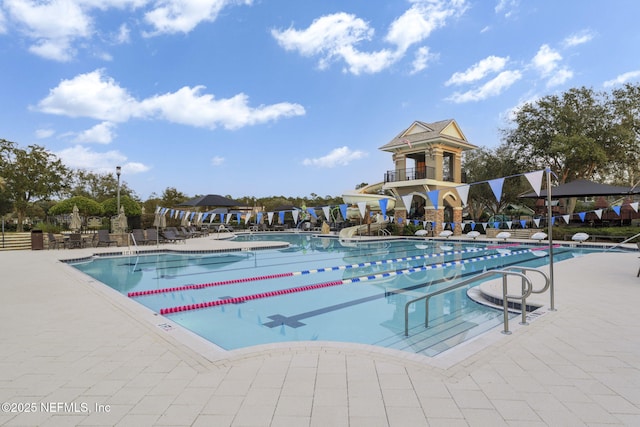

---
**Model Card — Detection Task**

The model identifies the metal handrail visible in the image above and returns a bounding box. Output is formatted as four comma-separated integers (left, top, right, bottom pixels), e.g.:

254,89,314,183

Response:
404,268,546,337
500,266,551,325
605,231,640,251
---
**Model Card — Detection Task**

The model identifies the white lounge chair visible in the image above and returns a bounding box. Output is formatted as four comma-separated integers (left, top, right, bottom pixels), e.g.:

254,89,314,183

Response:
466,231,480,239
531,232,547,241
439,230,453,238
496,231,511,241
571,232,590,243
414,229,428,237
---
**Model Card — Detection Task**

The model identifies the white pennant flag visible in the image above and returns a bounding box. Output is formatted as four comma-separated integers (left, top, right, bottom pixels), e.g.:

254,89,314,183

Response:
524,170,545,196
630,202,639,213
245,212,252,224
488,178,505,203
533,218,541,227
594,209,603,219
322,206,331,221
480,222,488,231
506,221,513,229
209,213,216,223
292,210,299,223
456,184,470,206
562,214,570,224
267,212,274,225
401,194,413,211
357,201,367,218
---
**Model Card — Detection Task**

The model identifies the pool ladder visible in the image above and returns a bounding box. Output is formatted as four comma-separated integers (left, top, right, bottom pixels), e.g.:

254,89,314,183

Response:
404,266,551,337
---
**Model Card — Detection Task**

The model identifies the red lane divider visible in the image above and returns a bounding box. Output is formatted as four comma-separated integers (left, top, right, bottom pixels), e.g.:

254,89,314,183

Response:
159,280,344,315
128,272,294,297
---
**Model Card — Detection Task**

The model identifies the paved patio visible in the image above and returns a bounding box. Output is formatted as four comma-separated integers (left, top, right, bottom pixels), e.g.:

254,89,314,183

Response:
1,236,639,426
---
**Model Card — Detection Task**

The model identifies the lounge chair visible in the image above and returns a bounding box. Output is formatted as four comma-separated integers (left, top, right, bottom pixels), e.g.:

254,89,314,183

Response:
161,229,186,243
496,231,511,241
145,228,164,244
439,230,453,238
47,233,64,249
131,229,151,245
97,229,118,247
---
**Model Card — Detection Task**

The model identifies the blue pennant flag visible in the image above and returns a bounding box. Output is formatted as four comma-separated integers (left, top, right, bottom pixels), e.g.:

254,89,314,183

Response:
493,221,500,229
520,220,526,228
279,211,285,224
413,220,419,226
578,212,586,222
339,204,348,221
378,198,388,217
470,222,476,230
426,190,439,210
612,206,621,216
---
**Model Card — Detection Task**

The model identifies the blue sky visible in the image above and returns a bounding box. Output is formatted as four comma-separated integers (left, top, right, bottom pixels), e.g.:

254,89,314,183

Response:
1,0,639,200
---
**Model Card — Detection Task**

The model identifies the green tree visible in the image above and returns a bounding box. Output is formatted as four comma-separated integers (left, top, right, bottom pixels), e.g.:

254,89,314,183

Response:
502,86,638,184
101,195,142,217
70,169,136,202
463,145,531,220
0,142,70,231
49,196,104,217
161,187,188,207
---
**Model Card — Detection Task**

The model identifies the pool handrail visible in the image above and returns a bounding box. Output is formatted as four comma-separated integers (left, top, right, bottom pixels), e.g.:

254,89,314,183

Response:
404,268,547,337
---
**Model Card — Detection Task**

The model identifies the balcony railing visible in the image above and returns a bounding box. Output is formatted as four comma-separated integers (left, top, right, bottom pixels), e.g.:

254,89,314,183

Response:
384,166,435,183
384,167,466,183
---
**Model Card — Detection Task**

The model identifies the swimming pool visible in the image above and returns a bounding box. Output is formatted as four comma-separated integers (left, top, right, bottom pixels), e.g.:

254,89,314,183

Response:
70,234,597,356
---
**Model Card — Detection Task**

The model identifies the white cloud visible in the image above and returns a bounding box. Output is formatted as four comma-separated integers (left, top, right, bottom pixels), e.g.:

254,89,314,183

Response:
55,144,150,174
138,86,305,129
546,67,573,88
563,30,594,47
272,1,466,75
211,156,224,166
447,70,522,103
603,70,640,88
4,0,93,62
34,69,305,130
495,0,518,18
35,69,138,121
385,0,467,52
143,0,253,35
445,55,508,86
35,128,54,139
302,146,367,168
3,0,252,61
532,44,562,76
410,46,438,74
74,121,116,144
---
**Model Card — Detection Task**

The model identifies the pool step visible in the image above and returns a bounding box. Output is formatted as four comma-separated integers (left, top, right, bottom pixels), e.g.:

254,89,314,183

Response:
374,306,506,357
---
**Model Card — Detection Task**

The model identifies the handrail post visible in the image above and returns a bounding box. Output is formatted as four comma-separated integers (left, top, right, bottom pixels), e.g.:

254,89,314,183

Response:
501,275,512,334
520,272,529,325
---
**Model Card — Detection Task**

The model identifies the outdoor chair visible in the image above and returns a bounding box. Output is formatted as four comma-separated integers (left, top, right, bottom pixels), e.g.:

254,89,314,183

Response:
65,233,84,249
145,228,164,244
131,229,151,245
96,230,118,247
47,233,64,249
161,229,186,243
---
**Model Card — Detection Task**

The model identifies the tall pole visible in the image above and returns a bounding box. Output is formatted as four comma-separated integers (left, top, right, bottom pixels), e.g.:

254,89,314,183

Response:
116,166,121,233
546,167,556,311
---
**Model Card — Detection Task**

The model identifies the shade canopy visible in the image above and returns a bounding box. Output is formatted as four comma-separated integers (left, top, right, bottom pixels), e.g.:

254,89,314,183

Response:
520,179,638,198
178,194,243,207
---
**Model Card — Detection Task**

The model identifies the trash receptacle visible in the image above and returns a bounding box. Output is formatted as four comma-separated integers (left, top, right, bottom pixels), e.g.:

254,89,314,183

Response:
31,229,44,250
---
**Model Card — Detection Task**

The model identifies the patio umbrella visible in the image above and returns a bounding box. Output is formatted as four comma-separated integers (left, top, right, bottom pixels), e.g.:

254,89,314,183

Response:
153,210,166,228
70,205,82,231
178,194,243,208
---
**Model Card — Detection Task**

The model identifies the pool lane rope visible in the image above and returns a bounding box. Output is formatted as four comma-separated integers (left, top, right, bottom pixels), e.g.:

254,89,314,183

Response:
130,244,519,298
159,245,554,315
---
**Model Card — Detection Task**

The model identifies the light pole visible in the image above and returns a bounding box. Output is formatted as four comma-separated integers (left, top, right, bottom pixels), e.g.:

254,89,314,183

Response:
116,165,121,221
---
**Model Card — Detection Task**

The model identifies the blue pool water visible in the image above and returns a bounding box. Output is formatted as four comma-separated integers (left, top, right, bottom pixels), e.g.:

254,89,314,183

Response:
70,234,599,356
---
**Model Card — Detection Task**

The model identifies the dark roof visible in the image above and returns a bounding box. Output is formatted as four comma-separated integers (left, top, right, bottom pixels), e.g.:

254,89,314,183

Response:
520,179,638,198
378,119,476,151
177,194,244,207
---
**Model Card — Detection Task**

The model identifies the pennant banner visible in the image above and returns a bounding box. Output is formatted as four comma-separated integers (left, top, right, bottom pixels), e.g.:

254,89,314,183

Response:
379,198,389,217
322,206,330,221
339,204,348,221
401,194,413,212
357,201,367,219
488,178,504,203
524,170,544,196
426,190,439,210
455,184,470,206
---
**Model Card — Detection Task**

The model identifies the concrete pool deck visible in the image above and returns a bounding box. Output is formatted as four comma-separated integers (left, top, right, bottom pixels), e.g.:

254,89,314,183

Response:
1,235,639,426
